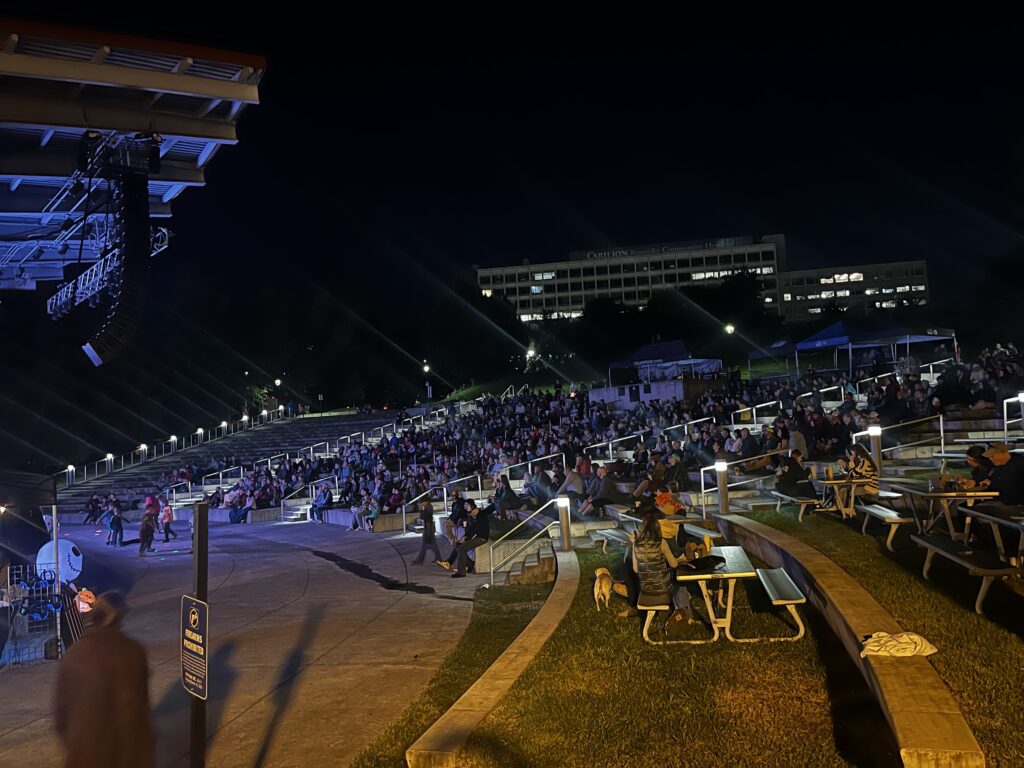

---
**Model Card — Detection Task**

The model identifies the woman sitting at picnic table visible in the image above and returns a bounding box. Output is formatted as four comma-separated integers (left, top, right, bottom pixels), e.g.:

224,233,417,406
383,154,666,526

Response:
614,506,689,620
846,443,879,497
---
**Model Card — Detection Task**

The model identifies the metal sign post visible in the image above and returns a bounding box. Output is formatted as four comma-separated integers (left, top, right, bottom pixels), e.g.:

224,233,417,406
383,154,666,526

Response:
52,503,62,659
187,502,209,768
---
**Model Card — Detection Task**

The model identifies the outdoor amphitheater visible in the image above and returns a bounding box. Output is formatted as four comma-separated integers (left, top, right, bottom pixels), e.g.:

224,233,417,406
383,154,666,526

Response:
1,15,1023,768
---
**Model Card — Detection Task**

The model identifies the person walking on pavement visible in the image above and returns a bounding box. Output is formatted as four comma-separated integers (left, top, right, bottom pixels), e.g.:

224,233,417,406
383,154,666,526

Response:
55,592,154,768
411,497,442,565
160,501,178,543
138,503,158,556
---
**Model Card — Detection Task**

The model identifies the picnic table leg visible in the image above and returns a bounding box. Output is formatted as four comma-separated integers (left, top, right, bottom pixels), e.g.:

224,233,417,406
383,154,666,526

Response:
922,548,936,580
990,522,1007,563
941,500,962,541
697,581,721,643
776,496,782,512
861,513,871,536
975,576,996,615
885,524,900,553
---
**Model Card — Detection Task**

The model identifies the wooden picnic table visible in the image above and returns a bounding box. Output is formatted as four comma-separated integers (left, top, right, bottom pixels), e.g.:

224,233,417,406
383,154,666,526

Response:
960,503,1024,563
890,485,1000,542
814,477,872,519
675,545,757,643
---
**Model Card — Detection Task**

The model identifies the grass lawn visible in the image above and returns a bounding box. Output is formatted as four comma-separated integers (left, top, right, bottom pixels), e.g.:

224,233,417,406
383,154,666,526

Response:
460,549,888,768
349,581,552,768
739,507,1024,767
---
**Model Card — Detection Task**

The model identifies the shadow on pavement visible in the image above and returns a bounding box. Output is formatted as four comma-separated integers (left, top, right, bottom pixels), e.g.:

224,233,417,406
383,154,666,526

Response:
251,603,326,768
152,640,239,768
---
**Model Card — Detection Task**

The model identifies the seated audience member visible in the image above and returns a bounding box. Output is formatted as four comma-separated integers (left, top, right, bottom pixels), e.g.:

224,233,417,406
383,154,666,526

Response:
436,499,489,577
578,465,632,518
611,507,688,620
775,449,816,499
978,443,1024,504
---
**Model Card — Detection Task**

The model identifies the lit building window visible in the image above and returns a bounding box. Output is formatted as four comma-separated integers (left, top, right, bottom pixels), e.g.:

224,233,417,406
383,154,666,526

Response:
530,285,544,294
481,289,493,298
764,296,774,303
865,288,878,296
532,271,555,280
808,293,822,300
820,277,834,284
783,293,792,301
837,289,850,297
896,285,910,293
834,273,849,283
882,287,895,294
912,284,926,292
850,272,864,282
808,307,823,314
821,290,835,299
760,266,774,274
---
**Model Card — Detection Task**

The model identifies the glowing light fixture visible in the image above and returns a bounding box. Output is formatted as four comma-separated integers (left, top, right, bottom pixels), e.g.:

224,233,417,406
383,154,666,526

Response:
867,425,882,437
713,460,728,473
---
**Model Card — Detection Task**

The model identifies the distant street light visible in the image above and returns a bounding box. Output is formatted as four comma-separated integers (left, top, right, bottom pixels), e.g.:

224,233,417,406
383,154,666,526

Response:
526,348,536,359
724,324,736,335
275,378,282,387
423,364,430,373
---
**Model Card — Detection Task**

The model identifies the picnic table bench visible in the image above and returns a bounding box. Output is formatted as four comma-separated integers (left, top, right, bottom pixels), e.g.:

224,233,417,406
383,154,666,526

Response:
910,533,1020,614
858,503,915,552
771,490,818,523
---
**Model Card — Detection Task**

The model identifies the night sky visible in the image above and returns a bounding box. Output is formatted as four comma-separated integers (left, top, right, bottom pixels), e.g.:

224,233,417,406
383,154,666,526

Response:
2,13,1023,468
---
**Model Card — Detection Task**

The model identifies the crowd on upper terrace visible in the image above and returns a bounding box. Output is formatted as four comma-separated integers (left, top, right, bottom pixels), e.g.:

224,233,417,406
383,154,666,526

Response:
95,342,1019,523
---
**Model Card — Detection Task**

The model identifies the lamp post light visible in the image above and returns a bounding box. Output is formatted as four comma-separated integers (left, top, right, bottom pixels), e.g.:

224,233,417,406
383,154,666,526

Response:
724,324,736,335
105,453,114,473
867,425,883,470
555,496,572,552
220,420,228,436
274,378,282,387
170,435,177,454
241,414,249,430
66,464,75,487
196,427,204,445
139,444,148,463
714,460,730,513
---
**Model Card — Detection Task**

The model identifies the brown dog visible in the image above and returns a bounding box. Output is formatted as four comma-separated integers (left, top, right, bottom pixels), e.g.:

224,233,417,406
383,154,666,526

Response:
593,567,613,611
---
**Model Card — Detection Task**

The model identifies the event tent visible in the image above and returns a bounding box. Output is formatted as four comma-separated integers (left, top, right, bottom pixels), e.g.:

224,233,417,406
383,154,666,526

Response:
610,339,722,384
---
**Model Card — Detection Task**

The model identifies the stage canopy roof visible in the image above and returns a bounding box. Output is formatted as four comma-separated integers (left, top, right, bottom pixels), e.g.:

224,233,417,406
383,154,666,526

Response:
0,18,265,294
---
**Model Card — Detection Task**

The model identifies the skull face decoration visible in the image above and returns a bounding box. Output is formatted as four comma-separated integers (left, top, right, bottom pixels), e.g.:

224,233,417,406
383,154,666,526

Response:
35,539,84,582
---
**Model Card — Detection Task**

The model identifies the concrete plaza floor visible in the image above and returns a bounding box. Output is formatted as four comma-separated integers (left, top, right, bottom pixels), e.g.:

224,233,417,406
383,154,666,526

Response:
0,519,479,767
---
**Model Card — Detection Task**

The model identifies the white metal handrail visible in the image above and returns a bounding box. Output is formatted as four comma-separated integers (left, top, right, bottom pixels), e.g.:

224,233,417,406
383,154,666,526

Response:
487,497,560,584
251,452,289,471
167,481,193,506
852,414,946,455
444,473,484,498
584,430,649,460
855,372,898,395
52,408,290,490
488,521,557,586
1003,394,1024,441
201,465,244,486
285,475,340,502
500,452,566,482
698,449,791,517
399,485,449,533
795,385,843,405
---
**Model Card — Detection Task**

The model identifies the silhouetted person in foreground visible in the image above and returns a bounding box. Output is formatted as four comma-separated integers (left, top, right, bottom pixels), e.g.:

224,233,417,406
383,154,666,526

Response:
55,592,153,768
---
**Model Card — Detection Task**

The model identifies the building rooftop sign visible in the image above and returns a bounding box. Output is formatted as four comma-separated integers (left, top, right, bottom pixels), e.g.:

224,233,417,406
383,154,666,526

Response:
569,236,755,261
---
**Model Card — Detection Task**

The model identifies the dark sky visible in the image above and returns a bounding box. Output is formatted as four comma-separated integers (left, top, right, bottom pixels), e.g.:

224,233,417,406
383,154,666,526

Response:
2,12,1024,468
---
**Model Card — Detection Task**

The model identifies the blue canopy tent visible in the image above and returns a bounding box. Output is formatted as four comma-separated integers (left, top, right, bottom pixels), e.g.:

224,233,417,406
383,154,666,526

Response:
793,321,957,377
609,339,722,385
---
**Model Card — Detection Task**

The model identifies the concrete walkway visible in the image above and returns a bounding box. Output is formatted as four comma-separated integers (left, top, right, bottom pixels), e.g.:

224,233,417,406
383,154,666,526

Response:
0,521,478,767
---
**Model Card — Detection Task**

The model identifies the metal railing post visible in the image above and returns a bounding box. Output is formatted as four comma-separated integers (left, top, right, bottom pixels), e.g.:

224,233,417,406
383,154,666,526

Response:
557,496,572,552
715,461,729,515
868,426,883,472
939,414,945,454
